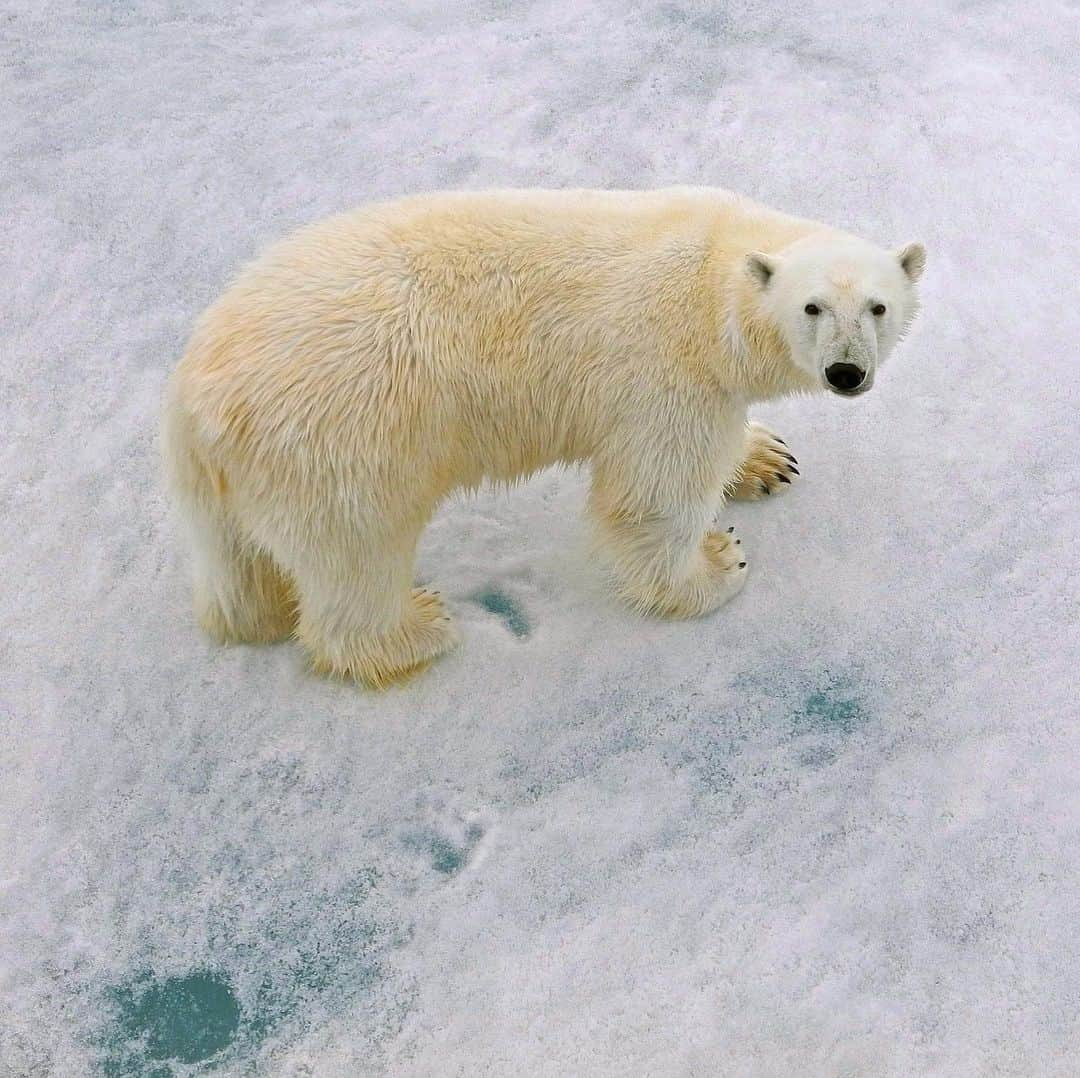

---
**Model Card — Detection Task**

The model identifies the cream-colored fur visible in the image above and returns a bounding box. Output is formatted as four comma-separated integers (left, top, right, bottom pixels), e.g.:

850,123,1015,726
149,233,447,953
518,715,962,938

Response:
162,187,925,687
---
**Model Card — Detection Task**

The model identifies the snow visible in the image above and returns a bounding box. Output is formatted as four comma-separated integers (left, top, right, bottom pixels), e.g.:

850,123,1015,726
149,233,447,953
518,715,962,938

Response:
2,1,1078,1074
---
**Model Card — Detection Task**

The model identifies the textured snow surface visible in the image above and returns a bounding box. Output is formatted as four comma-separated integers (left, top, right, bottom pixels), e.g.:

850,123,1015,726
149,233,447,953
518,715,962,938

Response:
3,2,1079,1074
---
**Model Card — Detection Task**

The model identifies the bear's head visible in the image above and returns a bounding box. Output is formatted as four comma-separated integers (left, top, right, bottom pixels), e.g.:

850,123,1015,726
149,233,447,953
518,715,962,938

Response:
745,235,925,398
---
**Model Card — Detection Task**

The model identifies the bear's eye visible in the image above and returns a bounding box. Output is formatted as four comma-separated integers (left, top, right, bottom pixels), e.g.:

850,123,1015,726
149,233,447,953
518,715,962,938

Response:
871,303,887,316
804,303,820,316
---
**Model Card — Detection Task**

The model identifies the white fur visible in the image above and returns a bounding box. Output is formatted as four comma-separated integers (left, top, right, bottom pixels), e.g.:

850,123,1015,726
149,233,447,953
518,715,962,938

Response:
162,187,925,687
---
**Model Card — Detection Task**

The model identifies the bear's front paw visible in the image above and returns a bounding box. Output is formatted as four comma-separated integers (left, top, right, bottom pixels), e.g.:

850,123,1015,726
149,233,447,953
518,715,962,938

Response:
627,527,747,619
728,422,799,501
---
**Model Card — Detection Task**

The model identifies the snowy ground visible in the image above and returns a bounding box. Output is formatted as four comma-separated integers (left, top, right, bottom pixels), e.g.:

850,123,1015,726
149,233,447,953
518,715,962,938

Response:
3,1,1079,1074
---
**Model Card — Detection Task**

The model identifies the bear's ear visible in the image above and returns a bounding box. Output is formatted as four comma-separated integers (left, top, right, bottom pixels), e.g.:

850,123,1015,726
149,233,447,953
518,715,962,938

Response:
896,242,927,282
745,251,779,289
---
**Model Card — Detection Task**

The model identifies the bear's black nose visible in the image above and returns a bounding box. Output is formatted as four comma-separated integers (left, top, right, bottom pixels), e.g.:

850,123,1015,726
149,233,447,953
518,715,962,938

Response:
825,363,867,393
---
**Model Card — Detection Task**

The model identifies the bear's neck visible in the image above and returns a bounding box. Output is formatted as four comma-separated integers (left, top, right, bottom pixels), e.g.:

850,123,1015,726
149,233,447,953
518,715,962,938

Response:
721,279,797,402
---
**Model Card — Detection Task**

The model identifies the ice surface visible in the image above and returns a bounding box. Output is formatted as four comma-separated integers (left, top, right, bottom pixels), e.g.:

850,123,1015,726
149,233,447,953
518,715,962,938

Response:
2,1,1079,1074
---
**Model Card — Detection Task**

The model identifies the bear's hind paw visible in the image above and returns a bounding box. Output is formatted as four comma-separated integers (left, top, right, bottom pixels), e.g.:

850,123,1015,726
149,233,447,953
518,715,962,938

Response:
306,588,459,689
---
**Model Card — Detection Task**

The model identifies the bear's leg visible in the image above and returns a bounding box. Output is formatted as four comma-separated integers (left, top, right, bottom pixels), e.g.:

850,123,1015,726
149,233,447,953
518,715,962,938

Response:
189,514,297,645
164,397,297,644
589,451,748,620
290,526,459,689
727,421,799,501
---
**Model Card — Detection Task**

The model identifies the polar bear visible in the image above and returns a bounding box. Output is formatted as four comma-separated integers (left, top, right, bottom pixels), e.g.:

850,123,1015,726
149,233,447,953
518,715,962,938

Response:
163,188,925,687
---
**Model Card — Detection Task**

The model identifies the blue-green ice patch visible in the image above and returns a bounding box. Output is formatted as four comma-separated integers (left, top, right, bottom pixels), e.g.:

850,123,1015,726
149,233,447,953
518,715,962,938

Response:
404,823,484,875
99,871,394,1074
794,676,865,736
789,674,868,767
471,586,530,638
103,972,239,1074
675,668,871,798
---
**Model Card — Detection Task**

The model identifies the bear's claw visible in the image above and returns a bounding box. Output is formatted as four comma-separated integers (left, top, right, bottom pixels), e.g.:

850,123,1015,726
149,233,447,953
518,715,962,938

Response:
729,422,800,501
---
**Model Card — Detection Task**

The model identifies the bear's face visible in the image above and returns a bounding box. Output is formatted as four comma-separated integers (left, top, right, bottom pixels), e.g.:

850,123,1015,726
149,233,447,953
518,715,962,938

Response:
746,236,925,397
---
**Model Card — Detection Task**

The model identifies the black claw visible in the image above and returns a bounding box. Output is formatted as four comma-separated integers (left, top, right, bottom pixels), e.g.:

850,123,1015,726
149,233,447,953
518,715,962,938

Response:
790,466,799,476
775,437,787,446
783,453,798,464
760,482,769,495
738,561,747,568
776,472,791,484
